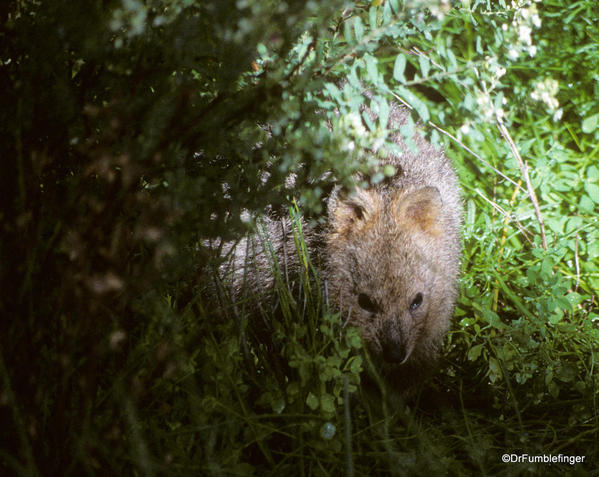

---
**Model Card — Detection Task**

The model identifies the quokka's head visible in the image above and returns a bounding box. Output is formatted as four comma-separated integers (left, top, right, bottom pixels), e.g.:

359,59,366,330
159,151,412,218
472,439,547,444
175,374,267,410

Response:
325,185,458,373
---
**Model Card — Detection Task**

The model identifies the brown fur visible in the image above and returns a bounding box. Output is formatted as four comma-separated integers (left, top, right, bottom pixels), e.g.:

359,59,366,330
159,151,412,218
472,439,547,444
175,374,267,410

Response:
217,98,462,394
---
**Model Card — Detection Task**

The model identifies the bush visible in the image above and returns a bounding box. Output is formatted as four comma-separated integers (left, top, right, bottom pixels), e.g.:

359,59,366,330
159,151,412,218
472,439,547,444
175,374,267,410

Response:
1,0,598,475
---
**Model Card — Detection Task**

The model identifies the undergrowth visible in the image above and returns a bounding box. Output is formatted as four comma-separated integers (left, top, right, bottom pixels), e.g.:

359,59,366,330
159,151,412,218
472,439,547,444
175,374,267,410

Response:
2,0,599,475
115,200,599,476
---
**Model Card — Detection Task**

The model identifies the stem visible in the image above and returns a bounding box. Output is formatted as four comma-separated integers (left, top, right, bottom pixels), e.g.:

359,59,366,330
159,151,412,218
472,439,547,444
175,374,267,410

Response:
496,116,548,250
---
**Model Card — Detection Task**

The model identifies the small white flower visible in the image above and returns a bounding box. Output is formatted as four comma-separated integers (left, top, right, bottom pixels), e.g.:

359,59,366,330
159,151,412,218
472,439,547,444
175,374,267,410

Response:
240,210,251,223
531,78,560,111
345,113,366,136
553,109,563,121
477,94,490,106
518,25,532,45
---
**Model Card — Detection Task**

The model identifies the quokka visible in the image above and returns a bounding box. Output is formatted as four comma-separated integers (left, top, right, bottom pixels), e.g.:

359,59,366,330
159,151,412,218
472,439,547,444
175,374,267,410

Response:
217,92,462,393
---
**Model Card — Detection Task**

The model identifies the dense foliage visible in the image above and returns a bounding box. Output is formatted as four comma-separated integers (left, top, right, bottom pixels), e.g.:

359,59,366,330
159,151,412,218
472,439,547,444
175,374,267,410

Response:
1,0,598,475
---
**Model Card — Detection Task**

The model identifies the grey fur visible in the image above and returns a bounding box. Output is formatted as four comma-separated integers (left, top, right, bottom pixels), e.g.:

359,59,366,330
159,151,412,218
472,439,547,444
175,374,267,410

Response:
217,97,462,393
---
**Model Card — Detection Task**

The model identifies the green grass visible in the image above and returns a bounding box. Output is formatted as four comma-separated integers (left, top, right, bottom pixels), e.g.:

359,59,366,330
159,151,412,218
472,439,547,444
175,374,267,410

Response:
3,1,599,475
115,202,597,476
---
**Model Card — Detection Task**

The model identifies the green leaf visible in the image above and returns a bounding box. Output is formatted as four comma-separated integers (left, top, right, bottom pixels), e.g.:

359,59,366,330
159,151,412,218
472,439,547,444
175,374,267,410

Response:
324,82,342,103
393,54,407,83
353,16,364,43
364,53,379,83
548,309,563,324
349,356,362,373
382,1,391,23
306,392,319,410
557,364,577,383
396,86,429,122
378,96,389,129
488,358,502,383
369,6,378,30
362,109,375,131
344,19,354,46
321,394,335,413
418,54,430,78
585,182,599,204
383,164,396,177
548,380,560,398
582,113,599,134
346,331,362,349
481,307,504,329
587,165,599,180
545,367,553,386
579,195,595,214
468,343,484,361
446,49,457,71
565,292,582,306
466,199,476,226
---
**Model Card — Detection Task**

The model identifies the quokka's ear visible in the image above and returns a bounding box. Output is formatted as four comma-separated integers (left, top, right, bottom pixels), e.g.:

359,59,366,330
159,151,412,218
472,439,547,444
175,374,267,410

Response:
393,186,443,235
329,188,382,232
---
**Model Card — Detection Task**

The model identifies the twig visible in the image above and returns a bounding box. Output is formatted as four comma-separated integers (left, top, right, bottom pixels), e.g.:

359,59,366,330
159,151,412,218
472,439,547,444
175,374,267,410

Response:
574,233,580,292
495,116,548,249
410,46,444,70
492,181,524,311
493,344,524,434
428,121,521,189
389,92,521,189
343,375,354,477
474,188,533,245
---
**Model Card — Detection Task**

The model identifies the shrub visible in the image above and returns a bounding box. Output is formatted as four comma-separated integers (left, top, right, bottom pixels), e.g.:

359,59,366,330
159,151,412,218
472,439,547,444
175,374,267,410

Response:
1,0,598,475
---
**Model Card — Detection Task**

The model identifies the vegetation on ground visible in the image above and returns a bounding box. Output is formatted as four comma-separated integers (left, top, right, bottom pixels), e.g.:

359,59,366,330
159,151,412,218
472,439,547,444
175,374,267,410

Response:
1,0,598,475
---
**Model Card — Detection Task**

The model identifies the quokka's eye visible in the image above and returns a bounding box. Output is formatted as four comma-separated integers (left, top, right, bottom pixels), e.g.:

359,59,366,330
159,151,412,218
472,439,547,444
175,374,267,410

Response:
358,293,378,313
409,292,423,311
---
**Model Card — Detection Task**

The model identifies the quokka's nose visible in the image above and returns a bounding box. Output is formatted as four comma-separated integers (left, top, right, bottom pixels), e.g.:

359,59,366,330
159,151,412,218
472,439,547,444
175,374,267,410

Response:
382,337,405,363
380,320,406,363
